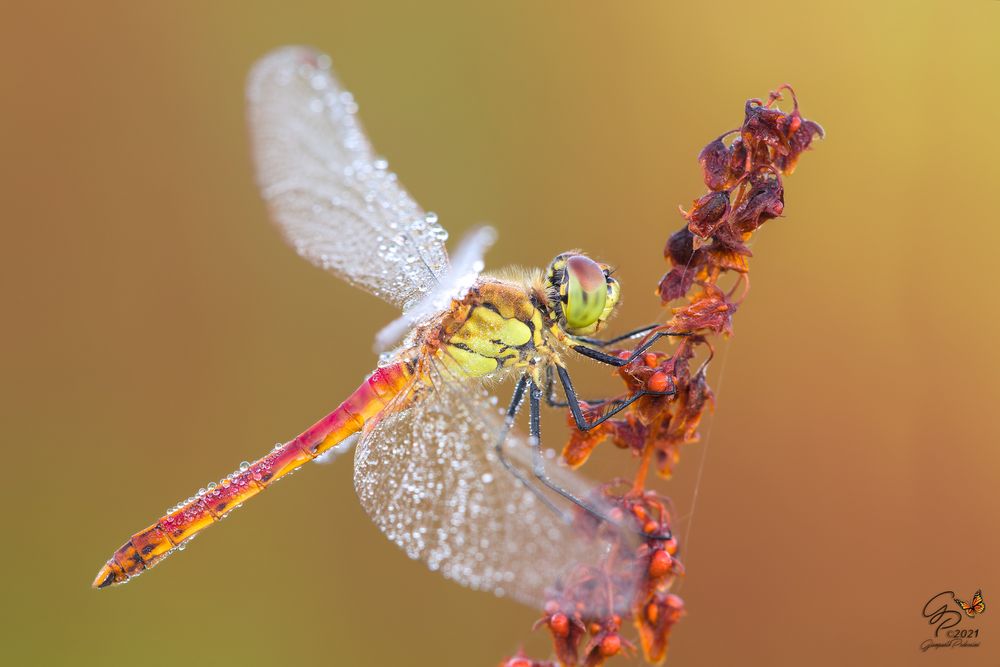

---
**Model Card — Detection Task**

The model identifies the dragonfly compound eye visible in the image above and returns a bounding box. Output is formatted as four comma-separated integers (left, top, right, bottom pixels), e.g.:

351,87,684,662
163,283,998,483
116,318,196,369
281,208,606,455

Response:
547,254,620,335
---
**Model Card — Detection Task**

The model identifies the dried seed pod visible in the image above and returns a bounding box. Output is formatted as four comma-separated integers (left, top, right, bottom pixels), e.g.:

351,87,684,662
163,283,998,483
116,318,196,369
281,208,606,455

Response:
668,284,737,335
634,592,685,664
697,130,737,191
741,98,791,155
729,169,784,234
728,137,749,182
535,601,587,666
526,83,822,667
664,225,697,266
658,267,695,303
777,117,825,174
681,190,731,239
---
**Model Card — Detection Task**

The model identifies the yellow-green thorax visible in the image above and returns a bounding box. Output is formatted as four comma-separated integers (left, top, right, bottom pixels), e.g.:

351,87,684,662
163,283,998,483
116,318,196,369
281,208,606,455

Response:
435,279,550,379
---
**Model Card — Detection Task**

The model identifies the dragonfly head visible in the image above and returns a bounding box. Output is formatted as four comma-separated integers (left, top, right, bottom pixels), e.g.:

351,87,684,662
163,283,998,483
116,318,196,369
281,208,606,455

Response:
545,252,620,336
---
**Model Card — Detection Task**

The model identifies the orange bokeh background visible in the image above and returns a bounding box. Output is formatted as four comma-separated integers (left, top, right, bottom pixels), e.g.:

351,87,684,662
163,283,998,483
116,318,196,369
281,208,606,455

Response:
3,2,999,665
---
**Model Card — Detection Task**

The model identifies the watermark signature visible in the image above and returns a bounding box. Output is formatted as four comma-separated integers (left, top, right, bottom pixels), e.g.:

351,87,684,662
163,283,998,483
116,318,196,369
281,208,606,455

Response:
920,589,985,652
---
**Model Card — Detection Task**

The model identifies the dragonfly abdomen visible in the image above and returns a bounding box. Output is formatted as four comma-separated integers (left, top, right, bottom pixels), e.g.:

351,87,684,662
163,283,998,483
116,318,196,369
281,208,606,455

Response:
92,361,413,588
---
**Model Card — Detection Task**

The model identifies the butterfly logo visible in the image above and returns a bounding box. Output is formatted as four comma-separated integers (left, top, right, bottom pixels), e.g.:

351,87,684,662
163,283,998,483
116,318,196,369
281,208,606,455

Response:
954,590,986,618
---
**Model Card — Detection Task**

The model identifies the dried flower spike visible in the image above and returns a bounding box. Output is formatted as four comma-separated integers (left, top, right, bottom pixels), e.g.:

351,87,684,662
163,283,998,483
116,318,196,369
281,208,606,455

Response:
507,84,821,667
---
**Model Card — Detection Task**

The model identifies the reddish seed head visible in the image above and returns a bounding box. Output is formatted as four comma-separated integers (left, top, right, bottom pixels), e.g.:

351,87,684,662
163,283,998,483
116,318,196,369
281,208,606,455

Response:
658,266,695,303
741,99,791,154
788,113,802,135
649,549,673,578
682,190,731,239
698,136,733,191
536,83,820,667
728,137,749,180
600,634,622,657
665,226,696,266
647,371,669,393
665,594,685,615
777,118,824,174
549,613,569,638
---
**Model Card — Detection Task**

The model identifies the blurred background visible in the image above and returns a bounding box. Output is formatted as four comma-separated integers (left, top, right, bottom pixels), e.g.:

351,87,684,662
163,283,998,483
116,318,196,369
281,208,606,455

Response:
2,1,999,665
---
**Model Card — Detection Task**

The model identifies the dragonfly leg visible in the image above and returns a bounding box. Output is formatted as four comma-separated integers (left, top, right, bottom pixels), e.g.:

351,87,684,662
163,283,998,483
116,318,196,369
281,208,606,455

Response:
573,323,660,348
543,365,581,408
494,375,572,521
572,331,693,367
543,365,567,407
556,364,676,432
543,364,627,409
527,380,672,541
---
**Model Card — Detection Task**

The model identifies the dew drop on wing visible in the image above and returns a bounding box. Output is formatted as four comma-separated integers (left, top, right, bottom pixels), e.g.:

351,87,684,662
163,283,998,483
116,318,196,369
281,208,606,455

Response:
248,47,450,313
353,362,642,613
372,225,497,354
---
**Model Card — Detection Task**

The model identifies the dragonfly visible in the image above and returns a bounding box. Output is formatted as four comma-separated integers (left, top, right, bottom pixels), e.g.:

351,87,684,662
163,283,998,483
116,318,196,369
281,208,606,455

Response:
92,46,683,609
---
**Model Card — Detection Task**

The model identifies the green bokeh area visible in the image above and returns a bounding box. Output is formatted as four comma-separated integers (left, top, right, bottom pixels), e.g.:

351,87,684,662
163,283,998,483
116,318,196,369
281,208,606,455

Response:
2,2,999,665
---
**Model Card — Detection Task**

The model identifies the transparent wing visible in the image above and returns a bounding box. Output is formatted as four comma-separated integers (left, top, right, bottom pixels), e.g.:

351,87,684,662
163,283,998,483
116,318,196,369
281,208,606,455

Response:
247,46,449,311
373,226,496,353
354,361,637,610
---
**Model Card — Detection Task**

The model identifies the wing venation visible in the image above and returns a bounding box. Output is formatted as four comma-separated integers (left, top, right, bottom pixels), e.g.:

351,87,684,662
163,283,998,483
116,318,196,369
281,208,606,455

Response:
247,46,449,310
354,363,636,610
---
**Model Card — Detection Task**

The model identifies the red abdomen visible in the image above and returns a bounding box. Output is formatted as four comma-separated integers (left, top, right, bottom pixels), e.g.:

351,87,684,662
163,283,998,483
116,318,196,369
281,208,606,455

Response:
93,361,413,588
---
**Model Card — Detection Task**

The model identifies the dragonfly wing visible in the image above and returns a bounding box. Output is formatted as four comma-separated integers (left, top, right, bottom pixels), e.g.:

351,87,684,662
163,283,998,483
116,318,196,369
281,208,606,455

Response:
247,46,450,310
373,225,497,353
354,362,633,610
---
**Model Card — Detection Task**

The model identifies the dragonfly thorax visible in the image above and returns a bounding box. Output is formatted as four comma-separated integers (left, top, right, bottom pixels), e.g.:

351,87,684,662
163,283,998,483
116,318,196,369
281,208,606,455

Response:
433,279,550,380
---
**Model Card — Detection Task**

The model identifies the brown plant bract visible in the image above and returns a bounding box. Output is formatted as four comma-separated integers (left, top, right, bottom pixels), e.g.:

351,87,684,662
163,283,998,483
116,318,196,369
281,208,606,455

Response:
501,85,823,666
